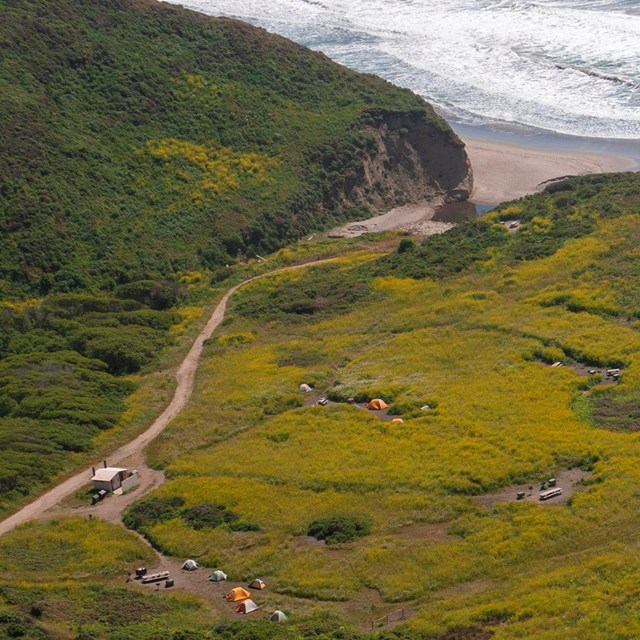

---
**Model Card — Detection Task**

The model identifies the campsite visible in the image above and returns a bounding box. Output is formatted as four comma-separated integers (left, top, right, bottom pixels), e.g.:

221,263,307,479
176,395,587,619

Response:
2,0,640,636
6,178,640,636
60,176,639,637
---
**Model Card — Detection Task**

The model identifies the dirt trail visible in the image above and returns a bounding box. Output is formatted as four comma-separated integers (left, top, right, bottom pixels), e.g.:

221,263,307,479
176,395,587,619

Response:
0,258,337,538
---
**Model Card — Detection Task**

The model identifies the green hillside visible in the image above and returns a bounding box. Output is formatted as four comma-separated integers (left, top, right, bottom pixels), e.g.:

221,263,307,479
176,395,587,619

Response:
5,0,640,638
4,172,640,638
0,0,467,299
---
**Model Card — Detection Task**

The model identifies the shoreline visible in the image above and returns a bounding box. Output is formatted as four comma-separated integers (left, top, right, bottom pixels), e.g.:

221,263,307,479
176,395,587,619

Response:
460,131,639,205
328,126,640,238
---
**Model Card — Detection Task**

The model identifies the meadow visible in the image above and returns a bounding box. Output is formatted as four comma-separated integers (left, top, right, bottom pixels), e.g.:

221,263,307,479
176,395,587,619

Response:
133,174,640,637
5,174,640,639
0,518,215,640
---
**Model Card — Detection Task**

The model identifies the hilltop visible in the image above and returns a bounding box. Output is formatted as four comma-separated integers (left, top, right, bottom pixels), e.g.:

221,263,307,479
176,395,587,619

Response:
0,0,470,299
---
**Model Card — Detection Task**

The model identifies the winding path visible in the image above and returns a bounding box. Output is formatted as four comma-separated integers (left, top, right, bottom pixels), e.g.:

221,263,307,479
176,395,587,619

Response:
0,259,336,537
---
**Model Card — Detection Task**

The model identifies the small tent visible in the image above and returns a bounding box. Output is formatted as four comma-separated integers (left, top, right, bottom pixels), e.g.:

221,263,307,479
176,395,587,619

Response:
209,570,227,582
299,383,313,393
390,418,404,424
234,599,259,614
367,398,388,410
270,610,288,623
249,578,266,590
226,587,251,602
182,559,198,571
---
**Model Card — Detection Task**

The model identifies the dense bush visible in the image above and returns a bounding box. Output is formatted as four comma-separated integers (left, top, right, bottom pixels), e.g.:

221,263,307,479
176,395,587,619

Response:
180,504,240,530
115,281,187,311
307,515,372,544
0,284,181,514
124,498,259,534
123,496,186,531
181,503,260,532
377,219,508,280
70,325,167,375
0,0,438,297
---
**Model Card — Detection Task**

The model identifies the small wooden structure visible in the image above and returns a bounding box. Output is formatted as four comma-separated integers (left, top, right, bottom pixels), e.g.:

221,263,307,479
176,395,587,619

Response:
141,571,170,584
91,462,139,493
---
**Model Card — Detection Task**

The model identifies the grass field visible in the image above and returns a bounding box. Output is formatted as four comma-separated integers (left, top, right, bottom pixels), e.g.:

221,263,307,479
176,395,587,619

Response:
5,175,640,638
0,518,213,640
135,177,640,637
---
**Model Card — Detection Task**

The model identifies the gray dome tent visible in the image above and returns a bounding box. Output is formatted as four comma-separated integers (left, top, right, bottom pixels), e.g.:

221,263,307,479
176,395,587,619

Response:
209,570,227,582
270,610,287,622
181,559,198,571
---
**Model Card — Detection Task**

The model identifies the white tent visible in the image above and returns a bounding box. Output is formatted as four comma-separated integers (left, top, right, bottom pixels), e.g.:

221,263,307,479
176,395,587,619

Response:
299,383,313,393
182,559,198,571
235,599,259,614
209,570,227,582
270,610,288,622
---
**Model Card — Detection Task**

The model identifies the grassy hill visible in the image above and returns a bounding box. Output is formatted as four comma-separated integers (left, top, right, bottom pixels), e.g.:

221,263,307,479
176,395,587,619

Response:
4,172,640,638
0,0,470,517
5,0,640,638
127,172,640,638
0,0,469,299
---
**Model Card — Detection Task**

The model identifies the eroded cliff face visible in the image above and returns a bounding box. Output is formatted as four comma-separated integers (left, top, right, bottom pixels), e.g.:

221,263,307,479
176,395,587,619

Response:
343,109,473,212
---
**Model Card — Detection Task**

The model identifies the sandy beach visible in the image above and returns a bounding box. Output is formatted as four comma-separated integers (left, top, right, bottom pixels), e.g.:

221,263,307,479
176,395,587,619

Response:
327,198,453,238
462,135,639,205
326,130,640,238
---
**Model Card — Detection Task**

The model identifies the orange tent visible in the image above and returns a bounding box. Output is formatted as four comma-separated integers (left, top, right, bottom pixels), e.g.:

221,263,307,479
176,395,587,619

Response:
226,587,251,602
390,418,404,424
367,398,388,410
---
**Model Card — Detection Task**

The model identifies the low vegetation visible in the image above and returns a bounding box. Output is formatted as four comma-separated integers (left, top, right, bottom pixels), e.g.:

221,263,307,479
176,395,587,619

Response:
125,173,640,637
0,519,212,640
307,515,372,544
123,497,259,535
0,291,187,514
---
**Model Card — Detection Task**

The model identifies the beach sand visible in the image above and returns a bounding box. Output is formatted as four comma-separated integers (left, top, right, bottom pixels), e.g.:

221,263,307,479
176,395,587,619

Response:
326,130,640,238
327,198,451,238
462,135,639,204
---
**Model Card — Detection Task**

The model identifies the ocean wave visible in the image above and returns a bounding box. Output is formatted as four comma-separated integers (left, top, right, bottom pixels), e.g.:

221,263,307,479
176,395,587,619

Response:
174,0,640,139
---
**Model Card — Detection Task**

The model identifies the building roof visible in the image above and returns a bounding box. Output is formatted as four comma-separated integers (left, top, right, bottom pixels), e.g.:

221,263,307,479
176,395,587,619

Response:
91,467,127,482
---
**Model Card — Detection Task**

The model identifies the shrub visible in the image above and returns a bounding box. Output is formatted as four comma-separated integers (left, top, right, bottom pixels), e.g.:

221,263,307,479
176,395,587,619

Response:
180,503,239,530
115,281,187,310
307,515,371,544
70,326,167,375
123,496,185,531
179,503,259,532
397,238,415,254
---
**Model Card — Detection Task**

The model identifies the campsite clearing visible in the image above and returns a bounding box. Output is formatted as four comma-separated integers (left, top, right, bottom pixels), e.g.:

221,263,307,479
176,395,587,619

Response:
472,468,593,509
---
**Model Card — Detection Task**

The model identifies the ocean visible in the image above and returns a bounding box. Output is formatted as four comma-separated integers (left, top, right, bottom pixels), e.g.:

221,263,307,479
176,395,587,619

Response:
170,0,640,141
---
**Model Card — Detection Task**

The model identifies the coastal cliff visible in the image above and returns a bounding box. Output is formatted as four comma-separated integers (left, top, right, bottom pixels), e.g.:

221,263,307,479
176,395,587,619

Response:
343,109,472,212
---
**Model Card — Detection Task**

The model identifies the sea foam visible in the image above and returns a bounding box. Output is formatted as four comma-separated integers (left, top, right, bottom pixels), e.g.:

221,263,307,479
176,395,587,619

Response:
173,0,640,139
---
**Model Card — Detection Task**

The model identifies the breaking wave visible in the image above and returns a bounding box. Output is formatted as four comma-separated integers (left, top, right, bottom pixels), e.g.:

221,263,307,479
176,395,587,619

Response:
172,0,640,139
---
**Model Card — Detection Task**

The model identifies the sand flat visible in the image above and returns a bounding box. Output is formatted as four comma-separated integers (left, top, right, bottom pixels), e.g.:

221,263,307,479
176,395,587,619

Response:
462,135,639,204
